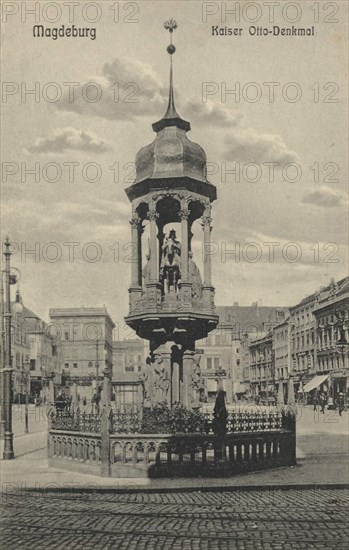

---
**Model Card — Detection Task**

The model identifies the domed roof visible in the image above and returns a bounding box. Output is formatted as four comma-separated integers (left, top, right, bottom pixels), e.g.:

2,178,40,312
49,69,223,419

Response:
135,125,207,184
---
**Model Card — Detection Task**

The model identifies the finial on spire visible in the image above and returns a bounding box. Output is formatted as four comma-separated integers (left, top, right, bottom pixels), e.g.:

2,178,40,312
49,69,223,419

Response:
164,18,177,54
152,19,190,133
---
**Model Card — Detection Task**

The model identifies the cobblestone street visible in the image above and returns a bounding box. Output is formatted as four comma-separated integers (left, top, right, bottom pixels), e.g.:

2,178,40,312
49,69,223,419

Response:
1,487,348,549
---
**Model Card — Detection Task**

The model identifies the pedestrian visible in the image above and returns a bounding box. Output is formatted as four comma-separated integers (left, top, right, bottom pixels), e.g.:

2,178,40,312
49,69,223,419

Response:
319,393,326,414
337,392,345,416
313,393,318,412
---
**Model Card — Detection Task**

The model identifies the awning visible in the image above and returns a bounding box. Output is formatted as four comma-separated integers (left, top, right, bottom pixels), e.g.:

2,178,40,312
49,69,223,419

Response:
302,375,329,393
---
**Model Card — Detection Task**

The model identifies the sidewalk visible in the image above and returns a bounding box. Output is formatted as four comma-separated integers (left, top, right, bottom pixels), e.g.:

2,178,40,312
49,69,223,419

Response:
1,406,348,493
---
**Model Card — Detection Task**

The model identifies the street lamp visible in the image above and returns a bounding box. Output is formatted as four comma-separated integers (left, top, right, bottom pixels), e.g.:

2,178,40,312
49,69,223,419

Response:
1,237,23,459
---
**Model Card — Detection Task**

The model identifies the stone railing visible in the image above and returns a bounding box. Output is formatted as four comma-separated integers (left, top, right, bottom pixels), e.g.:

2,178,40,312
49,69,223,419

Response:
48,410,296,478
48,430,102,476
108,429,296,478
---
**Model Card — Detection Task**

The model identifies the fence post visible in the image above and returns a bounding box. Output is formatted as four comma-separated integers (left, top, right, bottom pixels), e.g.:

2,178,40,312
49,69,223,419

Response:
24,393,29,434
281,408,296,466
101,366,111,477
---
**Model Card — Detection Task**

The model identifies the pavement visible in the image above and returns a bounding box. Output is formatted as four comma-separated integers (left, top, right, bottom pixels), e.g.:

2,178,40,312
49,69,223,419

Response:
1,405,348,549
1,486,349,549
0,404,348,492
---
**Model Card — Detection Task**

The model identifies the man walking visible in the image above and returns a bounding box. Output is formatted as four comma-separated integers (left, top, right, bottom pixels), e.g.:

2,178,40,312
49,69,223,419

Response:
313,393,319,412
337,392,345,416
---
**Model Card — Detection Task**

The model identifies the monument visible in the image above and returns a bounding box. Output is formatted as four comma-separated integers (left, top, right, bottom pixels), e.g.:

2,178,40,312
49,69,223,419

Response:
124,19,218,409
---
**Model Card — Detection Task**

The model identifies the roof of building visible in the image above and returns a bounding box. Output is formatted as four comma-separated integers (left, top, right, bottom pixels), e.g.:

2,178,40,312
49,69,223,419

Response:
216,305,288,335
49,307,115,327
290,276,349,311
112,372,141,384
112,339,144,351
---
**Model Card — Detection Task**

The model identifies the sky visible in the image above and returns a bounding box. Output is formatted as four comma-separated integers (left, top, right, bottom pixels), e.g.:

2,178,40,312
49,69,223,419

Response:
1,0,348,338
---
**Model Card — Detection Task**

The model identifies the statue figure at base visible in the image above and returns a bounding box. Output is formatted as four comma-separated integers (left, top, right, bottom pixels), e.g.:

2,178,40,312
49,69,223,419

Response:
153,352,170,404
188,353,205,407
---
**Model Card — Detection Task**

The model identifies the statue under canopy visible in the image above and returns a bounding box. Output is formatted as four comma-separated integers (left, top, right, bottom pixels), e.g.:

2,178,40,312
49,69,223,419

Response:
160,229,181,293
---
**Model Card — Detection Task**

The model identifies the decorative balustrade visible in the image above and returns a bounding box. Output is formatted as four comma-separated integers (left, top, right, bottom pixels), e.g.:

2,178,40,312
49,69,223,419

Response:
204,409,283,434
110,404,142,434
49,408,284,436
48,408,296,478
129,286,216,315
50,411,101,433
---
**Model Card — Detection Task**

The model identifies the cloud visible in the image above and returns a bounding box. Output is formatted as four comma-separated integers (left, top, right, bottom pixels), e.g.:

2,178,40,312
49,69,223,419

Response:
302,186,348,208
54,57,245,128
25,127,111,154
183,100,243,128
223,127,299,165
55,57,167,120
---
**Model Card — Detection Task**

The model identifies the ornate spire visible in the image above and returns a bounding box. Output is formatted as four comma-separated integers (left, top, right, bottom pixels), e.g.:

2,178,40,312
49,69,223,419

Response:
152,19,190,133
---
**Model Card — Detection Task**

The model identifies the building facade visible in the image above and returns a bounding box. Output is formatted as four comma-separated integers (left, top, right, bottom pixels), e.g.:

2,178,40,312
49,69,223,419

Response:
273,317,291,404
197,323,237,403
112,338,146,406
288,292,318,395
10,303,30,402
313,277,349,400
49,307,115,402
248,331,274,401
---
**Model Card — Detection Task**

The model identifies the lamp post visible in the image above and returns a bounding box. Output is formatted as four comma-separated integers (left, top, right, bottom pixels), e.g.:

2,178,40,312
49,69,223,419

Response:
2,237,15,458
1,262,22,438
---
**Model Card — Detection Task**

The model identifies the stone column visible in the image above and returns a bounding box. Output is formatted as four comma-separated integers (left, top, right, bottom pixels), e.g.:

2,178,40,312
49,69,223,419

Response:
171,346,182,405
179,208,190,281
202,210,212,286
48,377,55,405
130,215,141,287
182,349,195,408
147,209,159,282
137,221,143,287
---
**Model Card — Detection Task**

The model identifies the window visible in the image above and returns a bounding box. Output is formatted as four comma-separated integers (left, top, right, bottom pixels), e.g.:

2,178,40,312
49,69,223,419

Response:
214,357,220,369
64,331,69,341
215,335,221,345
207,358,212,369
236,348,239,353
64,363,69,369
237,359,240,366
30,359,36,371
125,365,135,372
73,363,77,369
